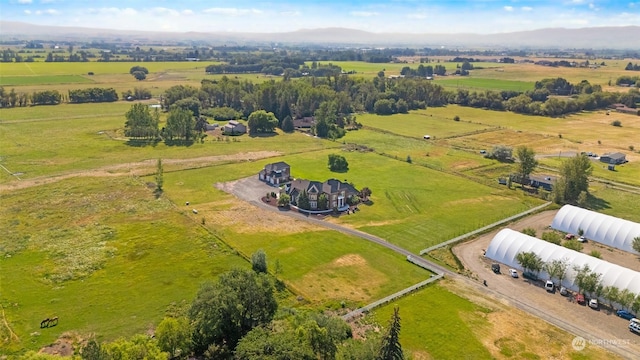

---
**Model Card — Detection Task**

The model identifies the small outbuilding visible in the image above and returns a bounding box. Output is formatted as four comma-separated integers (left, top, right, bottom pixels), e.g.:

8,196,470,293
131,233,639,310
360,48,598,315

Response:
599,152,627,164
222,120,246,135
258,162,291,185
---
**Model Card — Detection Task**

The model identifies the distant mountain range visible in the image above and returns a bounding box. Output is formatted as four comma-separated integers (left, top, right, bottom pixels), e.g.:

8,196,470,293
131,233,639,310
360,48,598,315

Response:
2,21,639,49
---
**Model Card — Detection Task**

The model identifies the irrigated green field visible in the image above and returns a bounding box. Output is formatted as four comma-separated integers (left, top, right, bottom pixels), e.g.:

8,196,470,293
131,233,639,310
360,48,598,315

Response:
434,77,535,92
0,75,94,86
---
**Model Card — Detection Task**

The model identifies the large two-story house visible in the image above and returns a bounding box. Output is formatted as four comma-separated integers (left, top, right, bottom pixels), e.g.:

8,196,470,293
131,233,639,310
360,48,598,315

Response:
286,178,359,211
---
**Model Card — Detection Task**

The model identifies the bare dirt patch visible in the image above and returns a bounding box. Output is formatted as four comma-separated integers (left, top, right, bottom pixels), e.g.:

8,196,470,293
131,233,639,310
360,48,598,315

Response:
333,254,367,267
38,332,82,357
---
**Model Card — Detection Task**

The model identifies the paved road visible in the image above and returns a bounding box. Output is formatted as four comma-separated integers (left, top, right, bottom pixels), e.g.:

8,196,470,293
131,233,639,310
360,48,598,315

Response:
220,176,637,359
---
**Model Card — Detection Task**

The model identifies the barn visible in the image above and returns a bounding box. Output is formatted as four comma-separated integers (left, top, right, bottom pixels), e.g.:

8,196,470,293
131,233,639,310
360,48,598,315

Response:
485,229,640,295
551,205,640,254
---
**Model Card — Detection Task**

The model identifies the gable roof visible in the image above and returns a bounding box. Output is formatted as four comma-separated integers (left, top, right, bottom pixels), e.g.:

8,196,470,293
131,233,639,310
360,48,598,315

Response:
264,162,290,173
288,178,358,197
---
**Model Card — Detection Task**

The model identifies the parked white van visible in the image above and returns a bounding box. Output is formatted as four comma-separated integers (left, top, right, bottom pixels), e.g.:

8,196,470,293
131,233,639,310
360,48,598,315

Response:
630,318,640,334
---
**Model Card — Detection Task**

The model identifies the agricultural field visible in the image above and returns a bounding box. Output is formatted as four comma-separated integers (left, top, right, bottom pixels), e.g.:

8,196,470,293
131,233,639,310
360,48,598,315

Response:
0,75,94,86
1,57,639,359
433,77,535,92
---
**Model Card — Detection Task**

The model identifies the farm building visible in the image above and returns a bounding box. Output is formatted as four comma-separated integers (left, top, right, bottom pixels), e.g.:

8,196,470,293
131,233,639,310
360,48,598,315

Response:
485,229,640,295
258,162,291,185
551,205,640,254
293,116,315,129
222,120,246,135
599,152,627,164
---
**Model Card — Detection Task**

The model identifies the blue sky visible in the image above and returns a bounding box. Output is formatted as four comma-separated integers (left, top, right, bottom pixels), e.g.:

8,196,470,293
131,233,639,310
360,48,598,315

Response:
2,0,639,33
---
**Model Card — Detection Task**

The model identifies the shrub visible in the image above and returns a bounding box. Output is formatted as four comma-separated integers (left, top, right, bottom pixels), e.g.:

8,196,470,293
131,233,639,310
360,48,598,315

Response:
611,120,622,127
453,115,460,121
521,227,537,237
541,231,561,245
630,145,635,151
589,250,602,259
563,240,583,252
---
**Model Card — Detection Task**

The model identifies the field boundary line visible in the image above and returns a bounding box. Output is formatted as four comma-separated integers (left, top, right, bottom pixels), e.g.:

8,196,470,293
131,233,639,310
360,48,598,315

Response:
342,273,444,321
0,163,21,180
24,62,36,75
0,304,20,343
419,201,553,255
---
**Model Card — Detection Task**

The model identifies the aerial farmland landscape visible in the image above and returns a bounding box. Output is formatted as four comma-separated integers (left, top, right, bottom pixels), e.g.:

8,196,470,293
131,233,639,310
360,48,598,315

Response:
1,1,640,359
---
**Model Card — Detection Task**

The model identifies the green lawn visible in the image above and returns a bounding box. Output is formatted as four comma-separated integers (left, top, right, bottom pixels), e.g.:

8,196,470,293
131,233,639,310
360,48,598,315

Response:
434,76,535,92
0,61,221,76
0,75,95,86
372,284,493,360
0,176,247,354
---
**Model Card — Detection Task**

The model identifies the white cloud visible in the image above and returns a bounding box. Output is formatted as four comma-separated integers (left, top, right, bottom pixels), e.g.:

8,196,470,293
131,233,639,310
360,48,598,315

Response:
407,13,427,19
18,0,32,4
40,0,56,3
24,9,31,14
182,9,194,16
522,6,533,11
203,8,262,16
504,6,514,11
35,8,60,15
152,7,180,17
280,11,301,16
350,11,379,17
86,7,137,16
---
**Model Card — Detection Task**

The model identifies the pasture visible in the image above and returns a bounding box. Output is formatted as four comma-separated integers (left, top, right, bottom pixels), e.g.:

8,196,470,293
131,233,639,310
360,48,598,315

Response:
0,176,247,353
0,75,94,86
433,77,535,92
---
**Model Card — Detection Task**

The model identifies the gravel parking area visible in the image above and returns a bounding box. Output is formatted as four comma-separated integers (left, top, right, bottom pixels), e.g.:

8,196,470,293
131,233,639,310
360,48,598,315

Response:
454,210,640,357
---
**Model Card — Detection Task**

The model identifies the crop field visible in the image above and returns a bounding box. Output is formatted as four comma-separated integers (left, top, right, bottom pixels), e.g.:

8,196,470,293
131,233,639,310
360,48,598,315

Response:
0,176,247,352
306,61,503,76
0,61,219,77
434,77,535,92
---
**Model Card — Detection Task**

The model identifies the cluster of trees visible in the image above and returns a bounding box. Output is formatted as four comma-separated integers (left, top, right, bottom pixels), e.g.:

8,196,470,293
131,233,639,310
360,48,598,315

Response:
68,88,118,103
328,154,349,172
205,61,344,78
516,251,640,313
400,64,446,77
0,88,62,107
77,251,404,360
45,51,90,62
552,154,593,205
122,87,152,101
616,75,640,87
130,66,149,81
625,63,640,71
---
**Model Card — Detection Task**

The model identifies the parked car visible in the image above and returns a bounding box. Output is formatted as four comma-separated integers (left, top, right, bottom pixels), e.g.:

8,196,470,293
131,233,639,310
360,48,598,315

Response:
576,293,586,305
560,286,568,296
565,233,575,240
545,280,554,292
491,263,500,274
509,269,518,278
589,299,599,309
630,319,640,334
616,310,637,320
577,236,586,243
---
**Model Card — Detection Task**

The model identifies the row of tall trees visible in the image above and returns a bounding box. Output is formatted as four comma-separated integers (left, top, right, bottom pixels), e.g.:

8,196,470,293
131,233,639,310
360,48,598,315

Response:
0,86,124,107
68,88,118,103
516,251,640,313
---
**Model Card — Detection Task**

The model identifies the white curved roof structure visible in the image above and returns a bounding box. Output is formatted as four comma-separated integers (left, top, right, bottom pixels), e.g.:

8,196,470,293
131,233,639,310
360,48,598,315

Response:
551,205,640,254
485,229,640,296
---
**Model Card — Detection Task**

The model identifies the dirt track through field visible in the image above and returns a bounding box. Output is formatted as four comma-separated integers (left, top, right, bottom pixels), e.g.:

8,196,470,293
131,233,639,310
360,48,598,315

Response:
0,151,281,192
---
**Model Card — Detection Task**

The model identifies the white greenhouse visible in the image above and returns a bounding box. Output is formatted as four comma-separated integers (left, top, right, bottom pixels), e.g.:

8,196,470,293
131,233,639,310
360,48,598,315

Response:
551,204,640,254
485,229,640,296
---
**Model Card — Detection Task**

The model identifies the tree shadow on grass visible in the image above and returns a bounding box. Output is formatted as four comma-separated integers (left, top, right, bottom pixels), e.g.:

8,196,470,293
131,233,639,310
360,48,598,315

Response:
249,132,278,138
164,139,195,147
126,139,160,147
586,193,611,211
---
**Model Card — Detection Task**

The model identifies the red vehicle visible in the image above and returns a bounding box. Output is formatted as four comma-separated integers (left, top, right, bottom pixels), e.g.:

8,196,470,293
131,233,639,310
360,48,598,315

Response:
576,293,585,305
565,233,575,240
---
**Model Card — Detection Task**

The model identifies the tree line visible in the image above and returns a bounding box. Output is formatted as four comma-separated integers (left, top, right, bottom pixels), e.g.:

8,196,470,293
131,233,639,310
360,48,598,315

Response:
625,62,640,71
0,86,153,107
516,251,640,314
69,251,404,360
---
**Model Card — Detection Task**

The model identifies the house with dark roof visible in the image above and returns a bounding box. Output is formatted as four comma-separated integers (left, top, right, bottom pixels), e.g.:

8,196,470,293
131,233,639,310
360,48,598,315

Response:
286,178,359,211
528,175,557,191
258,162,291,185
600,152,627,164
293,116,315,129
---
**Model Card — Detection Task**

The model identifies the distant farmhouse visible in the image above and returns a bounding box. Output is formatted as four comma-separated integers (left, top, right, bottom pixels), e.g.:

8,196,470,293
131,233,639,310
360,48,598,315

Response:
600,152,627,165
258,162,291,186
286,179,359,212
293,116,316,130
222,120,246,135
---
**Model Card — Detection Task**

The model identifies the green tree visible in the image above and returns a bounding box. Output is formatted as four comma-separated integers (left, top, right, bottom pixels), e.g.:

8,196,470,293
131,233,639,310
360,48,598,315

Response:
515,251,544,276
248,110,279,134
189,268,277,354
633,236,640,253
130,66,149,74
619,289,636,311
81,339,108,360
156,317,191,358
572,264,600,296
103,334,167,360
278,193,290,207
124,103,159,139
376,307,404,360
318,193,329,210
521,227,536,237
543,258,568,286
373,99,394,115
515,146,538,186
251,249,268,274
554,154,593,204
235,326,315,360
281,115,294,132
132,71,147,81
164,107,195,141
603,286,620,307
486,145,513,162
632,295,640,314
328,154,349,172
297,189,310,210
359,187,372,202
155,158,163,196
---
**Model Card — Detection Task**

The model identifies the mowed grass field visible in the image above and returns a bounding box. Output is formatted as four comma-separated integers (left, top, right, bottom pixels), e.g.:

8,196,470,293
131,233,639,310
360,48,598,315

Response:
0,75,94,86
0,176,247,353
434,76,535,92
